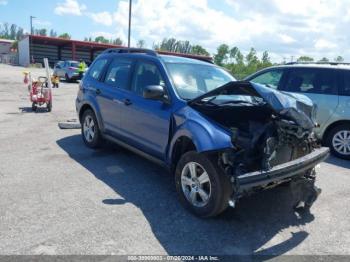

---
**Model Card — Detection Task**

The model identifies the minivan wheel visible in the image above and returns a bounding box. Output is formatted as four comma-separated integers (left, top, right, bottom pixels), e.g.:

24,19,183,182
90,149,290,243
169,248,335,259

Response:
326,124,350,160
175,151,232,217
81,109,103,149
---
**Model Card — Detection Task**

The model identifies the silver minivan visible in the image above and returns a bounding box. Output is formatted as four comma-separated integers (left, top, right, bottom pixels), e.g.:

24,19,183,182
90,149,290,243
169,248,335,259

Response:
246,63,350,159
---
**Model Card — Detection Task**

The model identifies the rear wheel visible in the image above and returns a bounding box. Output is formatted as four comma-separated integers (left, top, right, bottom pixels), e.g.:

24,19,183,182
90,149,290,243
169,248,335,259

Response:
47,101,52,112
175,151,232,217
325,123,350,160
65,74,71,83
81,109,103,149
32,102,37,112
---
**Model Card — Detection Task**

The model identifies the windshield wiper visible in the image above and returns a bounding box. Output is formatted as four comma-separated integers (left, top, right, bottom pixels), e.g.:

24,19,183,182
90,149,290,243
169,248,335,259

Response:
218,100,262,106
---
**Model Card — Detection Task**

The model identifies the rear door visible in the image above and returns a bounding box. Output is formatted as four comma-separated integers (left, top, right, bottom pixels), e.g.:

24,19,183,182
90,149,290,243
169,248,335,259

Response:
280,68,339,127
97,57,133,136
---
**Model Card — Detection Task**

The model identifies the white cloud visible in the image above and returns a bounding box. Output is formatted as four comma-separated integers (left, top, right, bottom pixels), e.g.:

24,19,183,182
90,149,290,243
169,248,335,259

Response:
279,34,296,44
0,0,8,5
90,31,115,39
33,19,52,27
87,12,114,26
315,39,337,50
54,0,86,16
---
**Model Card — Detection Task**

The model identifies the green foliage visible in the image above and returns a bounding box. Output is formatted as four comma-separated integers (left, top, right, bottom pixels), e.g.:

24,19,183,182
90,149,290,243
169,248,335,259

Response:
59,33,71,39
218,46,273,80
137,39,145,48
319,57,329,62
154,38,209,56
34,28,47,36
297,56,314,62
335,56,344,62
94,36,110,44
0,23,24,40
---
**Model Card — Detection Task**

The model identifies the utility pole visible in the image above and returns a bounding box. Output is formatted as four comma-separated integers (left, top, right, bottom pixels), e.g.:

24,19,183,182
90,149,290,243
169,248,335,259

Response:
30,16,36,35
128,0,132,48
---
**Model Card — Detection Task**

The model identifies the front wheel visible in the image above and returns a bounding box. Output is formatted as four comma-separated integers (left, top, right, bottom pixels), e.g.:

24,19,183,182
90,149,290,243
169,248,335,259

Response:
47,101,52,112
325,124,350,160
175,151,232,217
81,109,103,149
32,102,37,112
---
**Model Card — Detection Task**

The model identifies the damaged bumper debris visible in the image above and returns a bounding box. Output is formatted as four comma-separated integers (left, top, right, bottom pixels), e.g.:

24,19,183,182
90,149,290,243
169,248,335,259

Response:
191,81,330,210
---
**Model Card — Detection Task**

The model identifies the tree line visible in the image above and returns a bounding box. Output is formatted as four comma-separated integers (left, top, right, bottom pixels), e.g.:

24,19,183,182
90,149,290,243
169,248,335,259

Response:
0,22,346,79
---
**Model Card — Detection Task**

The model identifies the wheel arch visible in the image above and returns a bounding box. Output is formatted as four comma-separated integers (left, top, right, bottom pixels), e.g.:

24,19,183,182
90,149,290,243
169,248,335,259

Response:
78,102,105,132
323,120,350,144
170,136,197,172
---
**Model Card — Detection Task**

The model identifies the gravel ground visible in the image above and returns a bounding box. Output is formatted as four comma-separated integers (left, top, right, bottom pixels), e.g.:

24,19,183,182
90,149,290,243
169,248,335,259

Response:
0,63,350,257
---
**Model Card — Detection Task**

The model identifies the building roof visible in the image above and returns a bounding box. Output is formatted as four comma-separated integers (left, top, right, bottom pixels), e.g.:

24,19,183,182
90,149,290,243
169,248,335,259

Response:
0,39,15,44
23,35,124,50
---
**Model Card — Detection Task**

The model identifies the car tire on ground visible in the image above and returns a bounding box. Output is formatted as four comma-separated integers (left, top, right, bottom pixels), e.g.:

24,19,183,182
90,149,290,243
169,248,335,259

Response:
325,123,350,160
32,102,37,112
175,151,232,218
81,109,103,149
65,74,71,83
47,101,52,112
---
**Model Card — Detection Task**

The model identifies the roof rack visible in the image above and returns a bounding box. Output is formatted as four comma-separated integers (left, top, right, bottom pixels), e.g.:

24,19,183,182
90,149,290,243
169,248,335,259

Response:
102,48,158,57
286,61,350,66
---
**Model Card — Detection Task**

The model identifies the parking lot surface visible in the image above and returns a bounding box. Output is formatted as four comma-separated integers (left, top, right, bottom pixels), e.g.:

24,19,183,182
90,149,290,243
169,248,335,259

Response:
0,64,350,256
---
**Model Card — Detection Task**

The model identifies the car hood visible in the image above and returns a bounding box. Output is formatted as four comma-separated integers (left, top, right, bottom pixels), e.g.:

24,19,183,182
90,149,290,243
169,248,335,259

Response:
189,81,316,130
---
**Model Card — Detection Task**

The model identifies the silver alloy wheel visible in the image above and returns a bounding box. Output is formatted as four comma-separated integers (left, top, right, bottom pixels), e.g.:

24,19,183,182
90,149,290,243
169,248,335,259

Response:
332,130,350,156
83,115,95,143
181,162,211,207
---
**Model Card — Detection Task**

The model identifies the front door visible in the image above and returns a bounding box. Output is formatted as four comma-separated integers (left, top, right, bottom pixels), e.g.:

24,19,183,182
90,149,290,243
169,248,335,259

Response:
117,60,172,160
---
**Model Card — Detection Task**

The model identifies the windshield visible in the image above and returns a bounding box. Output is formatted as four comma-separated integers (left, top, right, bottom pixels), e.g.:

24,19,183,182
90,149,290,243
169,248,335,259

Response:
166,63,235,100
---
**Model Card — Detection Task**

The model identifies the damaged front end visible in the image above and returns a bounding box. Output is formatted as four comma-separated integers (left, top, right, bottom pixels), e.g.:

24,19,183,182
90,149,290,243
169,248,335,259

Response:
190,81,329,210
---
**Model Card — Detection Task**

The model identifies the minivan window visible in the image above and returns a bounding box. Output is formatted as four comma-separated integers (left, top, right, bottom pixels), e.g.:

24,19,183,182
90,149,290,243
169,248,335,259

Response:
89,59,108,80
250,69,283,89
283,68,337,95
341,70,350,96
104,59,132,89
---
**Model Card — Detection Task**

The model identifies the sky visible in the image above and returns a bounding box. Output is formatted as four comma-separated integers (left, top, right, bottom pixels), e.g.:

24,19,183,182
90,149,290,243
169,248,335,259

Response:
1,0,350,62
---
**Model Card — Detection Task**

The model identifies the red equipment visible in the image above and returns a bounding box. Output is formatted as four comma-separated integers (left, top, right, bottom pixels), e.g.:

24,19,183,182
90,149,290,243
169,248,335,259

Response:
24,72,52,112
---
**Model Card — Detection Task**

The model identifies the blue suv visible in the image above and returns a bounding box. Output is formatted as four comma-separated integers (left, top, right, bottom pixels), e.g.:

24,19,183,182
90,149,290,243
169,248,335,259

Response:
76,48,329,217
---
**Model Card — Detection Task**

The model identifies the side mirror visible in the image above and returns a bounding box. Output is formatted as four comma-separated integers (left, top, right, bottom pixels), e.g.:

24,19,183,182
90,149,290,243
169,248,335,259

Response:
143,85,166,101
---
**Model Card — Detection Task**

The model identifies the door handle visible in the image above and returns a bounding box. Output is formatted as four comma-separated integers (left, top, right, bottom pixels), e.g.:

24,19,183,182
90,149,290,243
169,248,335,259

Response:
123,99,132,106
96,89,101,95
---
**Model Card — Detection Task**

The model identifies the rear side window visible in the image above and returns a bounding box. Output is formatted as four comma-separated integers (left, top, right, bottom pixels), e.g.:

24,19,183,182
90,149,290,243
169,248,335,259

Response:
104,58,132,89
250,69,283,89
88,59,108,80
283,68,338,95
340,71,350,96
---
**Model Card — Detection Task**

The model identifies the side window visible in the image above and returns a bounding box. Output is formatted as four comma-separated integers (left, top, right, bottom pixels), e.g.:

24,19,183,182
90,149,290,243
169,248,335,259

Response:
104,58,132,89
250,70,283,89
340,71,350,96
283,68,337,95
131,61,166,96
88,59,108,80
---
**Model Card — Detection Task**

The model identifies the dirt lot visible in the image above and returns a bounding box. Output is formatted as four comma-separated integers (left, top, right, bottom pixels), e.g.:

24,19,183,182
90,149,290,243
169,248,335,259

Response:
0,63,350,256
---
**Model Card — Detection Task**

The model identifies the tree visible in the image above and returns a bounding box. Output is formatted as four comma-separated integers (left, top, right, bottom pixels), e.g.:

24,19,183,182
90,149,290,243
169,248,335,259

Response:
319,57,329,63
10,24,17,39
35,28,47,36
137,39,145,48
335,56,344,62
94,36,109,44
49,29,57,37
214,44,230,66
112,37,123,45
191,45,209,56
59,33,71,39
297,56,314,62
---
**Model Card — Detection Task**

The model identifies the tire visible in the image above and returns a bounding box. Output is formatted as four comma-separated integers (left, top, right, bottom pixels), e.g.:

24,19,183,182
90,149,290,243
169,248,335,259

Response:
325,123,350,160
81,109,103,149
32,102,37,112
65,74,71,83
175,151,232,218
47,101,52,112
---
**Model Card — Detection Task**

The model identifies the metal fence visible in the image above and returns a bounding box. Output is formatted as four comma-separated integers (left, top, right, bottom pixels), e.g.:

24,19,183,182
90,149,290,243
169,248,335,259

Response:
0,53,18,65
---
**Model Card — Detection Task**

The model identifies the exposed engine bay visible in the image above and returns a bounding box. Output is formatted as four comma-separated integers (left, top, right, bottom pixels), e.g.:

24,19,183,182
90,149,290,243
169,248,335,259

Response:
189,81,329,211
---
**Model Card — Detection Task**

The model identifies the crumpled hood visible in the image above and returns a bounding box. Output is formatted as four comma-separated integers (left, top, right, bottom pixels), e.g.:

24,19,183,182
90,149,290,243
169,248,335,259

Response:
189,81,316,130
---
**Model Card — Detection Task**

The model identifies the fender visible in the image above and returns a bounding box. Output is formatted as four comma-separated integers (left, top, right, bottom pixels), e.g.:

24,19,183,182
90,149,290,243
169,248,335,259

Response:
77,97,105,133
167,107,233,163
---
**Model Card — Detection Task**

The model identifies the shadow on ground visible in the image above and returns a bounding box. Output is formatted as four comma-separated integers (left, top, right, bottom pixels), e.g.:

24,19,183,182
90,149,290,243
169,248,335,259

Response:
325,155,350,169
57,135,315,256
